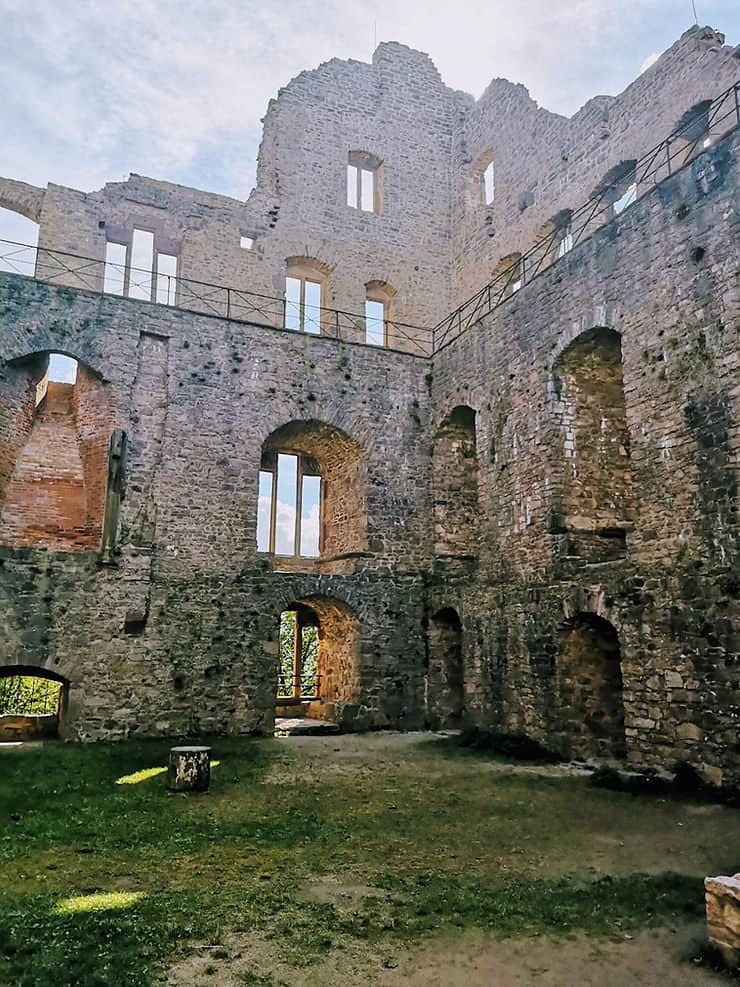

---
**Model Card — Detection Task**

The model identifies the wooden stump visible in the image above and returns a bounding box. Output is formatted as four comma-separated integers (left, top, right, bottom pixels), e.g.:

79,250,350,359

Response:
167,745,211,792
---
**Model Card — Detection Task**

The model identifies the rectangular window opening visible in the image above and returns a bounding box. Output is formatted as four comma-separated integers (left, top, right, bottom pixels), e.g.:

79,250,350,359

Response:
365,298,385,346
303,279,322,335
360,168,374,212
257,470,273,552
155,252,177,305
128,229,155,301
285,276,302,332
103,242,127,296
558,229,573,258
299,474,321,557
483,162,495,205
274,453,298,556
240,235,254,250
613,182,637,215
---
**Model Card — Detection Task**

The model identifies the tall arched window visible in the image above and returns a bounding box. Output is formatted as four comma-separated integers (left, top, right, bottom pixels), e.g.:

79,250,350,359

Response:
284,257,330,334
256,420,367,565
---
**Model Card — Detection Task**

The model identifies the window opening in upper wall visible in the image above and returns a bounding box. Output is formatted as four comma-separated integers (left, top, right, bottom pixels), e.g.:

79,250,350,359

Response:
613,182,637,215
557,225,573,258
347,152,383,213
284,259,328,334
482,161,495,205
103,228,178,306
240,235,254,250
257,450,321,557
364,280,395,347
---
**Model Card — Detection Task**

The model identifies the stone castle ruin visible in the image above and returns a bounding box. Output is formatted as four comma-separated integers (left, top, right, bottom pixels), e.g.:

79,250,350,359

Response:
0,25,737,787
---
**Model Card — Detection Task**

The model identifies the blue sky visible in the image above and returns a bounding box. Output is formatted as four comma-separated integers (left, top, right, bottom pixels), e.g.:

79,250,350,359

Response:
1,0,738,202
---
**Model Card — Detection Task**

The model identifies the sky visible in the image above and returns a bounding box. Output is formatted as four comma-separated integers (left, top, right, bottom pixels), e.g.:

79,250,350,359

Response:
1,0,738,204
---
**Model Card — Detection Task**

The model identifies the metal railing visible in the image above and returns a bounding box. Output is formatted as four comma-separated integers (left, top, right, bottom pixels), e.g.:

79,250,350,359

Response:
276,672,321,701
0,241,433,358
1,81,738,360
433,79,740,352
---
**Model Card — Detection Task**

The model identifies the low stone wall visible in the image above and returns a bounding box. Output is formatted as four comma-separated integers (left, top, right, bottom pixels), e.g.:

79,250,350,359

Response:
705,873,740,969
0,713,58,740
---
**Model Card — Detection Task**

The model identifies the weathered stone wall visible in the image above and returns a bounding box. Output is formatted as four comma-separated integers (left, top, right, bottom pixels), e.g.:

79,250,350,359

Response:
431,129,739,786
0,276,432,738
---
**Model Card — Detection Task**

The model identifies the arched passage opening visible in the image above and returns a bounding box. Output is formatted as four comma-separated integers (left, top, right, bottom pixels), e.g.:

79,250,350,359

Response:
432,406,479,558
0,352,114,551
0,666,68,740
273,596,362,730
257,419,367,571
550,327,633,562
426,607,465,730
557,614,626,761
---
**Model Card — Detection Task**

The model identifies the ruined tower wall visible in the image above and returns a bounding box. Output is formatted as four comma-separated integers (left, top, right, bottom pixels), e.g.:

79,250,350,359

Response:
431,129,740,786
450,26,740,304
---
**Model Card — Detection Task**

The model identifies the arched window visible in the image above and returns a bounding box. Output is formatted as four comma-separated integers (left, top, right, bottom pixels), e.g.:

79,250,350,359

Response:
257,420,367,565
0,666,69,740
364,280,396,347
347,151,383,213
273,596,362,729
284,257,330,334
0,206,39,278
557,614,626,760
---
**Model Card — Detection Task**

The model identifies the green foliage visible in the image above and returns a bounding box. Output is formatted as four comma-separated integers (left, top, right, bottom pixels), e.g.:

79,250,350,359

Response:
277,612,319,696
0,677,61,716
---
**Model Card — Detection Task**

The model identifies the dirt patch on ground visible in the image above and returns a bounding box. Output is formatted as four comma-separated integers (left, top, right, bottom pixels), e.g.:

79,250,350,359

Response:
166,922,725,986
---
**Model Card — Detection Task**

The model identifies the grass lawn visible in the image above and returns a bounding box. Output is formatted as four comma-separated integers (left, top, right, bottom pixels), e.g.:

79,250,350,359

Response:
1,733,738,985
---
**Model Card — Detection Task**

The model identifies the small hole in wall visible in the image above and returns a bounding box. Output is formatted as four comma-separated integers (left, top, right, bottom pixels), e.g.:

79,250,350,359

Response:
173,675,186,692
690,246,705,263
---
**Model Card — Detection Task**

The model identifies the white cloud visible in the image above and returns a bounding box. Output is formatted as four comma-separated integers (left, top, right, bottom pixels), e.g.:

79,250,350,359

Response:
0,0,737,199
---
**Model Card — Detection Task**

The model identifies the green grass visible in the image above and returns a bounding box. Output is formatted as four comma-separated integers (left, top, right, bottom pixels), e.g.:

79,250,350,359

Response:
0,736,734,985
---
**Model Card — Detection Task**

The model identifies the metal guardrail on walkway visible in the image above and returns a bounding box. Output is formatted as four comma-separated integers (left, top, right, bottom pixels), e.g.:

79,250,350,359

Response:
432,79,740,351
1,81,738,358
0,240,433,358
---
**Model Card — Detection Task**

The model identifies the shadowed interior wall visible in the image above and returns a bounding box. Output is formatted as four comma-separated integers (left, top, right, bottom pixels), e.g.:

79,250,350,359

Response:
427,607,464,729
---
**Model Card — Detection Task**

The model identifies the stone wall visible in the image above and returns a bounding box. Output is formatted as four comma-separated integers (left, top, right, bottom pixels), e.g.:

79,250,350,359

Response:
431,129,739,787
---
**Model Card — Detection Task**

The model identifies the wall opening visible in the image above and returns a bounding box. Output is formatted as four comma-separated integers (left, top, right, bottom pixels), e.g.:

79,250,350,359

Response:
492,252,524,297
103,227,179,305
671,99,714,165
426,608,464,730
257,420,367,569
0,666,68,741
273,596,361,726
364,280,396,347
347,151,383,213
551,328,633,562
284,257,330,334
0,206,39,278
432,406,479,558
594,160,638,220
0,352,113,552
557,614,626,761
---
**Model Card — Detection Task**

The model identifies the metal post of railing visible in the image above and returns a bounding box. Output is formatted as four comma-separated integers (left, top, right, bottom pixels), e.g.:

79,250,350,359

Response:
226,287,231,319
335,309,340,340
734,83,740,126
666,139,672,176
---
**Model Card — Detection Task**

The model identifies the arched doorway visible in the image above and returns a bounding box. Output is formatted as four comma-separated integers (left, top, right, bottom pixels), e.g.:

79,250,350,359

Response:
0,666,68,740
426,608,465,730
557,614,626,760
274,596,362,731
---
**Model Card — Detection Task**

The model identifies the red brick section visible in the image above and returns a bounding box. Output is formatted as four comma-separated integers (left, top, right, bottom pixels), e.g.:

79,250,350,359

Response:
0,382,94,550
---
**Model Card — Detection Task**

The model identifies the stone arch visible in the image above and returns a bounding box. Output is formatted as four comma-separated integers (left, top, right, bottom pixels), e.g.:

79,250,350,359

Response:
426,607,464,729
549,327,633,562
273,594,363,727
432,406,479,558
556,613,626,761
0,665,70,740
0,350,115,551
257,419,368,564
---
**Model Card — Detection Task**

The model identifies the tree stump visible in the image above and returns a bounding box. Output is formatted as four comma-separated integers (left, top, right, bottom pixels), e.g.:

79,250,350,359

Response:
167,745,211,792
